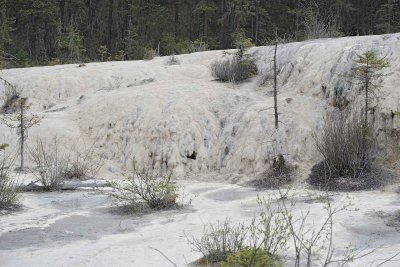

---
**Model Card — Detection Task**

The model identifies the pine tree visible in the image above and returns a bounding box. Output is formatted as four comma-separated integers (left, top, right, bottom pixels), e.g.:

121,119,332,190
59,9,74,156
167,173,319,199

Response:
0,97,42,171
194,0,217,38
353,51,390,126
0,0,15,67
376,0,400,33
58,23,85,63
17,0,58,62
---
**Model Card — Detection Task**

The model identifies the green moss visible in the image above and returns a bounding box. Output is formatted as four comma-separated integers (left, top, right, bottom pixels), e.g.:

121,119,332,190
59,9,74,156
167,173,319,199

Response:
220,249,282,267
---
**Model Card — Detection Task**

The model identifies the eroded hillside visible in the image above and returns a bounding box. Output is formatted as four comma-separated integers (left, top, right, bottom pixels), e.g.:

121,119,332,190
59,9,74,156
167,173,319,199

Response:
1,34,399,178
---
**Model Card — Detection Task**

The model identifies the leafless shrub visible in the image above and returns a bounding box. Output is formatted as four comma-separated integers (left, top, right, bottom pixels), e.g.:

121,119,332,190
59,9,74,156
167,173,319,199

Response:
275,189,399,266
111,160,179,212
166,55,180,65
0,144,20,210
310,109,376,189
299,0,343,40
211,56,257,83
30,138,69,191
64,142,103,180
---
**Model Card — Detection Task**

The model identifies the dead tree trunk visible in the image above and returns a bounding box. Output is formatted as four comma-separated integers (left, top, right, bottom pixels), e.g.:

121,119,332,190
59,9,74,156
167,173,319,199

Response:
274,42,278,130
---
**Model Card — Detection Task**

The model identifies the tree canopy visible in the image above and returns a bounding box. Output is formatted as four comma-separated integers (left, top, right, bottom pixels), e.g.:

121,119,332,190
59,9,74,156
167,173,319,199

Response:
0,0,399,67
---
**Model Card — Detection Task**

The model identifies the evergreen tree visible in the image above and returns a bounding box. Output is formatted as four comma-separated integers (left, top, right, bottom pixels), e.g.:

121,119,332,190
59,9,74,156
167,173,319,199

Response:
58,23,85,63
0,0,398,66
376,0,400,33
353,51,390,126
0,97,42,171
0,0,15,66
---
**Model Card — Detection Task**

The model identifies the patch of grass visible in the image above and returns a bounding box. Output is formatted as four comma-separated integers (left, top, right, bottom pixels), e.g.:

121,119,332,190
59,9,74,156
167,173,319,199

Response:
221,248,282,267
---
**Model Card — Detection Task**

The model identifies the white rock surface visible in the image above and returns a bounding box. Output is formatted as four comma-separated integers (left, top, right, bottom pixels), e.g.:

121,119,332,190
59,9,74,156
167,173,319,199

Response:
0,182,399,266
1,34,399,178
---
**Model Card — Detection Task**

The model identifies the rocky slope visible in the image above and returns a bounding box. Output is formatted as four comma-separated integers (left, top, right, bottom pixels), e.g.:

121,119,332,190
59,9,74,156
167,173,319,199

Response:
0,34,399,178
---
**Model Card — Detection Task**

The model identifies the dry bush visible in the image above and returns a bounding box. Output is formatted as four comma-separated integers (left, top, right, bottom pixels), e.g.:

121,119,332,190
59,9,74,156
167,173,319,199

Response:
166,55,180,65
30,138,69,191
111,160,179,212
310,109,377,190
211,56,257,83
64,142,103,180
0,144,20,210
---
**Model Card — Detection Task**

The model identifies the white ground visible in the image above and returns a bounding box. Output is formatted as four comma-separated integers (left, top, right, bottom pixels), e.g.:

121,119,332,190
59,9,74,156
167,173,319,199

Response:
1,181,400,267
0,34,400,266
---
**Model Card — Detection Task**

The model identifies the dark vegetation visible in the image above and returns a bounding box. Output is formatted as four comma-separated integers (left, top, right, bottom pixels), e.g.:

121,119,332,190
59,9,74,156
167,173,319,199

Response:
1,0,400,67
0,78,19,114
309,109,397,191
210,49,258,83
250,155,296,189
309,50,393,191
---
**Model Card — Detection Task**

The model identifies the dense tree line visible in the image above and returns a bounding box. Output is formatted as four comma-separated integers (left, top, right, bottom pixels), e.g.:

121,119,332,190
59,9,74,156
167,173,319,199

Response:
0,0,399,67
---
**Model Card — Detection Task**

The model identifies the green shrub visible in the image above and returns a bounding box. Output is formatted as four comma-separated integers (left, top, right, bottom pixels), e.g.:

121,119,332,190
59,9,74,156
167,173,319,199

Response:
175,39,193,54
97,45,110,62
191,39,209,52
143,48,156,60
114,50,127,61
188,199,289,263
188,219,247,263
212,35,257,83
221,248,282,267
231,31,254,50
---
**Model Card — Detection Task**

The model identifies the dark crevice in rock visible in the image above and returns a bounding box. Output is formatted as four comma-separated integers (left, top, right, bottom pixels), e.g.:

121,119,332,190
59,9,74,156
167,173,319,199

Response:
187,151,197,160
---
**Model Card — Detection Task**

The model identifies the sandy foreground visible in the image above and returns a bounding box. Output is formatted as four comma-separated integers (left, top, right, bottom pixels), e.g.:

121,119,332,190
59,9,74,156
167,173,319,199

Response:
0,179,399,267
